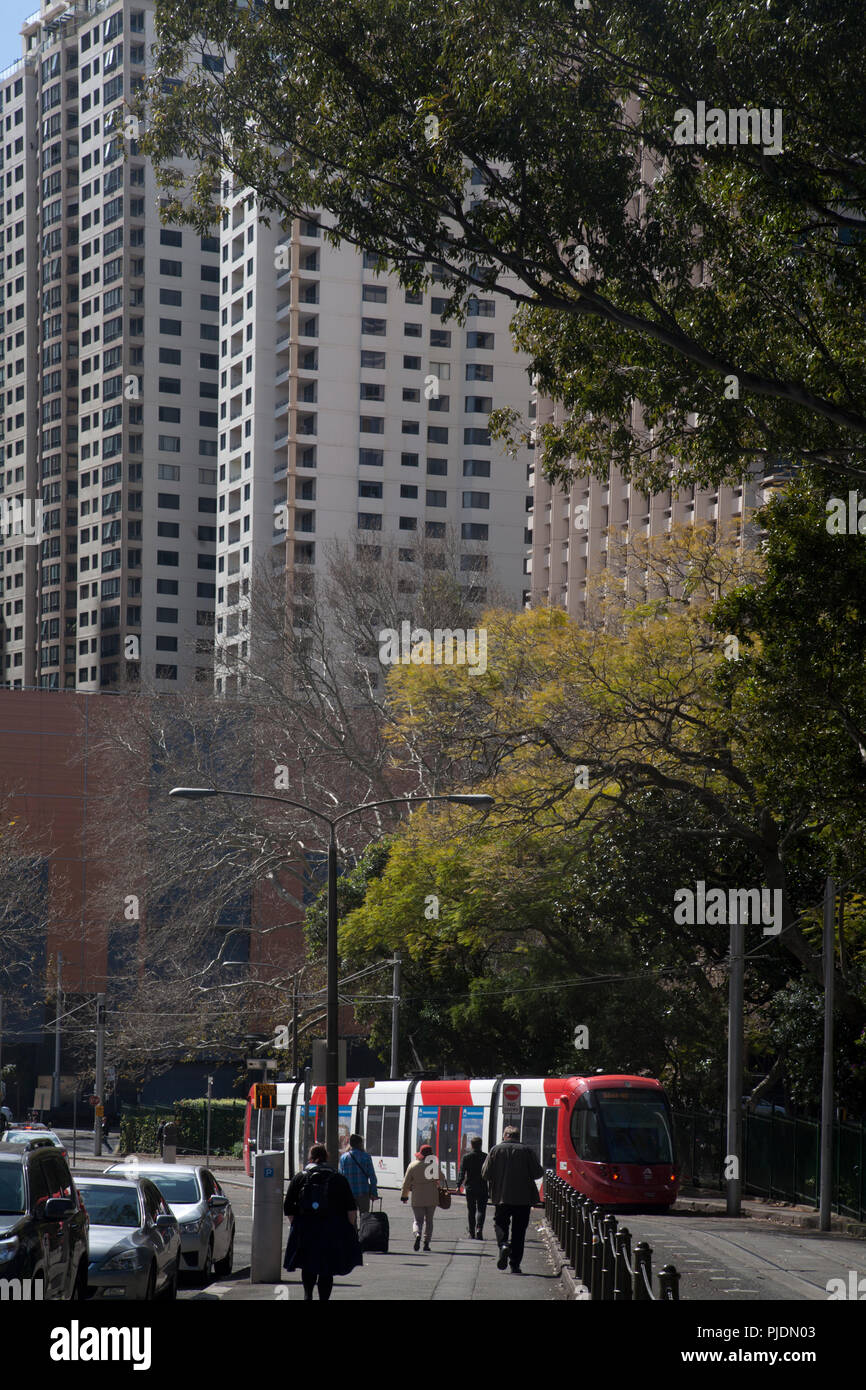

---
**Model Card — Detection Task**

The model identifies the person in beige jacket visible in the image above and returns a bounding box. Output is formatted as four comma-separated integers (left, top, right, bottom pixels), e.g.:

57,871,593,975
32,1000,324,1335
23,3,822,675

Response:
400,1143,446,1251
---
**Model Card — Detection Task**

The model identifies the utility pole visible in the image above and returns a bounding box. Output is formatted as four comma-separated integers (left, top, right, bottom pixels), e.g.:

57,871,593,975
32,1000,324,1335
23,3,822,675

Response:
725,913,744,1216
390,953,401,1080
291,976,299,1079
819,877,835,1231
52,953,63,1112
205,1074,213,1163
93,993,105,1157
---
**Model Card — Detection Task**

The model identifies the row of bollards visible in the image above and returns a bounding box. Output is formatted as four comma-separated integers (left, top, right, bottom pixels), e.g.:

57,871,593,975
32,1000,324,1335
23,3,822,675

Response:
544,1172,681,1300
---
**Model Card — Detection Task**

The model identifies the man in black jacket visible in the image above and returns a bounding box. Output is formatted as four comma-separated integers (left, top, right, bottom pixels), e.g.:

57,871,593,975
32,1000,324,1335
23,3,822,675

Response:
481,1126,543,1274
458,1135,488,1239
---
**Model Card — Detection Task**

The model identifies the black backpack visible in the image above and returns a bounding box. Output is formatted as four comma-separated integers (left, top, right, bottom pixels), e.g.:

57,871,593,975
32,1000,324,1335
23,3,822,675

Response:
298,1166,332,1216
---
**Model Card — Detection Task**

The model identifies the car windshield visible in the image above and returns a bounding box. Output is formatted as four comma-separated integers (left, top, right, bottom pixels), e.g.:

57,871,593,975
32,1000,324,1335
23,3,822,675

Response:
2,1131,59,1146
77,1183,141,1227
0,1167,25,1213
594,1090,675,1165
142,1174,199,1204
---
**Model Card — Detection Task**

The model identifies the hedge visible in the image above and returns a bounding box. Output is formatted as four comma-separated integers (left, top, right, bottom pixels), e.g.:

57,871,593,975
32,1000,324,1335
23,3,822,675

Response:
119,1099,247,1157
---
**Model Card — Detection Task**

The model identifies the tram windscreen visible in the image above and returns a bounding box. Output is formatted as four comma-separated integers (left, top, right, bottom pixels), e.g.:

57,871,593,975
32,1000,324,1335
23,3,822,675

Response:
594,1089,674,1165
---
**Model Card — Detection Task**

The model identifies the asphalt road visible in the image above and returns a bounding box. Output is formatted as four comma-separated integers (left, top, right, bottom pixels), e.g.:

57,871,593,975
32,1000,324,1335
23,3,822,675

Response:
631,1212,866,1300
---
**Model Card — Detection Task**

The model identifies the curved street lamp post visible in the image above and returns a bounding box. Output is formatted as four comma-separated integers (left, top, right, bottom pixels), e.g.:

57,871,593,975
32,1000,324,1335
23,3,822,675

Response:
169,786,493,1160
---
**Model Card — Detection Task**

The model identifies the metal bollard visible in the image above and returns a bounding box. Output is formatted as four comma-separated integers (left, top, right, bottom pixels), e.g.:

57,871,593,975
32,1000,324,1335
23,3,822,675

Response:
579,1197,592,1286
590,1215,602,1300
658,1264,681,1300
632,1240,653,1301
568,1189,578,1270
614,1227,632,1301
601,1212,617,1300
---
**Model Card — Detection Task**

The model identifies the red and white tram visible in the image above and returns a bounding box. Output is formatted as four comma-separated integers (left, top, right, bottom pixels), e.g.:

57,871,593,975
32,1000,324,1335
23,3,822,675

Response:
244,1073,679,1208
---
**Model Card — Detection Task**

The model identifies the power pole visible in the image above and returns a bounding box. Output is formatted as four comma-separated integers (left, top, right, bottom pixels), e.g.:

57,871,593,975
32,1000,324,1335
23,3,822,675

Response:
205,1074,213,1163
819,877,835,1231
390,953,401,1080
52,953,63,1112
93,993,105,1157
291,976,299,1079
725,914,744,1216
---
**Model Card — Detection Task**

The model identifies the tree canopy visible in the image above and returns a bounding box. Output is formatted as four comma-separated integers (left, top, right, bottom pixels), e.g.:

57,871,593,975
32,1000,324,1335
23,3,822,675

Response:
142,0,866,489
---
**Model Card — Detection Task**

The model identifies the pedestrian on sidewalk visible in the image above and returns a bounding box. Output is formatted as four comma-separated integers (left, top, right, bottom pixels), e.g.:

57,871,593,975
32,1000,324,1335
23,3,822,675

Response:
458,1135,488,1239
101,1114,113,1152
156,1121,165,1157
339,1133,378,1214
401,1143,447,1252
283,1143,362,1300
481,1126,543,1274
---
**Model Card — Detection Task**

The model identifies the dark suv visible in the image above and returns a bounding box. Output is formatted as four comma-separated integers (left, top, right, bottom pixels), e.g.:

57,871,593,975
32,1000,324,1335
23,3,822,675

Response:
0,1141,89,1299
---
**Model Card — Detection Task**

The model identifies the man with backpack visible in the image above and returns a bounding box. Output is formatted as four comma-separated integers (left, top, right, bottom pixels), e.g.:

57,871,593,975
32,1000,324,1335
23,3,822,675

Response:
283,1143,363,1300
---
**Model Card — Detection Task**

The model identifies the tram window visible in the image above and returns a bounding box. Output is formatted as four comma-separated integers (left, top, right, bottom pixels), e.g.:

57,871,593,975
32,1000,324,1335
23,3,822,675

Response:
366,1105,383,1155
272,1106,286,1152
542,1107,558,1172
571,1096,604,1161
520,1106,542,1158
381,1106,401,1156
315,1108,326,1143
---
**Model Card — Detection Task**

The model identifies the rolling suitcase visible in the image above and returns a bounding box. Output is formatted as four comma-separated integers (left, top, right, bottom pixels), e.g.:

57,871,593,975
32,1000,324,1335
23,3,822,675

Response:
358,1198,390,1253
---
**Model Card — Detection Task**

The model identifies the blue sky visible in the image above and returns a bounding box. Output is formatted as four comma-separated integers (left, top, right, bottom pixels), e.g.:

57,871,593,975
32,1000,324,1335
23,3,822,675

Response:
0,5,32,80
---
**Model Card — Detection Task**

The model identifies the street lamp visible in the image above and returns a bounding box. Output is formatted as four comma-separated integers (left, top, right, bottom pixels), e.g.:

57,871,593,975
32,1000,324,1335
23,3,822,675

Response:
169,785,493,1159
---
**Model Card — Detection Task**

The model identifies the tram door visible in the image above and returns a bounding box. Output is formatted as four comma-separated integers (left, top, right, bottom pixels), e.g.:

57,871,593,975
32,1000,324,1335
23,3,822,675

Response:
438,1107,460,1184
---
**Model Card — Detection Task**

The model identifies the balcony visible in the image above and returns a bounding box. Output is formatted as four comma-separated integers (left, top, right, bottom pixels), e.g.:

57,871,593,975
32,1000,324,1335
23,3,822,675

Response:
275,334,291,354
274,398,290,419
276,299,292,321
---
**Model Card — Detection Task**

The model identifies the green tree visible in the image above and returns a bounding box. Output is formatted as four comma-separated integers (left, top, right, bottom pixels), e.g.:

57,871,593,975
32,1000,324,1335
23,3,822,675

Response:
142,0,866,489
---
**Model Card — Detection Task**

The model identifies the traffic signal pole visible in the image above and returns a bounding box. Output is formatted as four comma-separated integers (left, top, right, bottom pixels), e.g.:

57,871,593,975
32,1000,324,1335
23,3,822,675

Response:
93,993,105,1157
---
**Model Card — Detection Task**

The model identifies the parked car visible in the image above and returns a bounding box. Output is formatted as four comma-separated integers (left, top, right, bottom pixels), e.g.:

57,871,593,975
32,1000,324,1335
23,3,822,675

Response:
106,1163,234,1281
74,1174,180,1301
0,1140,88,1299
1,1128,67,1157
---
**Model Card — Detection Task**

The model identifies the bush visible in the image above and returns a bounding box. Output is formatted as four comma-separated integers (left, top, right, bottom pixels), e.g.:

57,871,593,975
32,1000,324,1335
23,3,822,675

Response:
119,1099,246,1156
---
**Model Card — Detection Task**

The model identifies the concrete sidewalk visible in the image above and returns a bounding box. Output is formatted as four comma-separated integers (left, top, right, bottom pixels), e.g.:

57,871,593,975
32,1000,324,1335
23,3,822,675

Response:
196,1192,570,1301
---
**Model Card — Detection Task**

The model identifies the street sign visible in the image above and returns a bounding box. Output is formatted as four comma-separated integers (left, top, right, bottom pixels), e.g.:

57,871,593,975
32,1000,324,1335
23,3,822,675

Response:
502,1082,521,1128
88,1094,100,1106
33,1088,51,1111
106,1066,116,1082
311,1040,347,1087
253,1082,277,1110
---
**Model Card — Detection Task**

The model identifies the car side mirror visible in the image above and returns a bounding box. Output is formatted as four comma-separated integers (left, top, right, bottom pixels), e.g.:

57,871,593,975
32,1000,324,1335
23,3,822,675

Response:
155,1213,176,1229
43,1197,74,1219
209,1195,229,1208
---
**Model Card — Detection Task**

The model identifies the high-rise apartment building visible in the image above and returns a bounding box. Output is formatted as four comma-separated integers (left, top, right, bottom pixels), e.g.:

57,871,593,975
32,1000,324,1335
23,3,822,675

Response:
0,0,219,692
527,389,769,615
213,195,534,692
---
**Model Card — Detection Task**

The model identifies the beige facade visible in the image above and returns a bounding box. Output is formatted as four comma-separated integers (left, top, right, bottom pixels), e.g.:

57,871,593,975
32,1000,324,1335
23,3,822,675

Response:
1,0,219,692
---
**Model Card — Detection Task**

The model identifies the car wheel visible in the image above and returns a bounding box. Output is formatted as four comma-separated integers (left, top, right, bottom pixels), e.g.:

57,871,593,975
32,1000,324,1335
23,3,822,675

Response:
214,1233,234,1278
144,1263,157,1301
197,1239,214,1285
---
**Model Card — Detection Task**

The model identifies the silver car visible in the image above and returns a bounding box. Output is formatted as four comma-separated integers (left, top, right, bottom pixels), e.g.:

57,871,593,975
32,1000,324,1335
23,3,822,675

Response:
106,1163,234,1281
75,1175,180,1300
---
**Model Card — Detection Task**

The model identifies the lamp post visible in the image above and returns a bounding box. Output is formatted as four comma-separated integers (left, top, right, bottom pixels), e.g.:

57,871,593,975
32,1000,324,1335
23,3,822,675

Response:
170,786,493,1160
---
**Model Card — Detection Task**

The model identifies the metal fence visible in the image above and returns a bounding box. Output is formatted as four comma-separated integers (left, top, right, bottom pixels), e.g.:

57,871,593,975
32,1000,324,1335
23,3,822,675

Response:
544,1173,680,1300
674,1110,866,1221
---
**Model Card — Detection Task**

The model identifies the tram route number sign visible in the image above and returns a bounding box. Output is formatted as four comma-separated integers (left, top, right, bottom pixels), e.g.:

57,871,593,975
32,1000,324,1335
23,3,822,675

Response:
502,1083,521,1128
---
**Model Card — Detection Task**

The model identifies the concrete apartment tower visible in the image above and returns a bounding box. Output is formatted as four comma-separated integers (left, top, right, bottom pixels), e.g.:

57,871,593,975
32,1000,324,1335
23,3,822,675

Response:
0,0,219,692
213,192,534,694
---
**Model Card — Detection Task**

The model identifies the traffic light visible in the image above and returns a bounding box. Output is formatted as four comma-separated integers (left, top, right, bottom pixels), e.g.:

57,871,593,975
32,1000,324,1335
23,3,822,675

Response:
253,1082,276,1110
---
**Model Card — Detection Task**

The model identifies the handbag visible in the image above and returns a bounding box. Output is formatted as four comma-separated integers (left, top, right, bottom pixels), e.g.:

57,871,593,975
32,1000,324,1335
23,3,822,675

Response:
437,1186,451,1210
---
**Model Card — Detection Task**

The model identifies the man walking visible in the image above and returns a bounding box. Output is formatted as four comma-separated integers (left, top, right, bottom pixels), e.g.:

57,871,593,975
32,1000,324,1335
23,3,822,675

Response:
481,1125,543,1274
458,1135,488,1239
339,1132,378,1214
